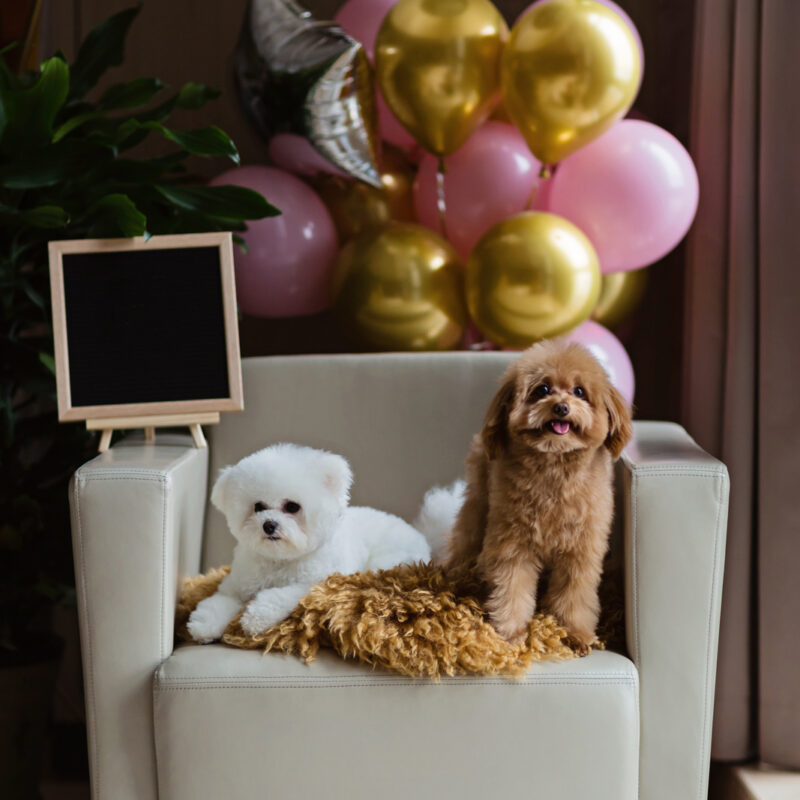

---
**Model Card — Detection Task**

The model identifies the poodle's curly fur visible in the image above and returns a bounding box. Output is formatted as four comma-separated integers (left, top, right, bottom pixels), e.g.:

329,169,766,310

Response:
446,341,633,645
175,562,625,678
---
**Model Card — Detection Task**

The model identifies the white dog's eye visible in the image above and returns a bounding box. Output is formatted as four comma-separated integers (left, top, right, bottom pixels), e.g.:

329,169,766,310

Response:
254,501,266,513
283,501,301,514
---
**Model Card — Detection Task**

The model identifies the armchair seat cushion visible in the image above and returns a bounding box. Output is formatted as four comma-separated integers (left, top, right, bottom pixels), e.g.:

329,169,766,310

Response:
153,646,639,800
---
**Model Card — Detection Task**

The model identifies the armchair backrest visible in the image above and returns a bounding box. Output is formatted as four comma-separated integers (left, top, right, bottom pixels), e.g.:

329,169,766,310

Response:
203,352,518,569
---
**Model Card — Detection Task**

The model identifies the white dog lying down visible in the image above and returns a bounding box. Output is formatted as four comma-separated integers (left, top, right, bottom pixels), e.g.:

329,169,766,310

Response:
188,443,431,643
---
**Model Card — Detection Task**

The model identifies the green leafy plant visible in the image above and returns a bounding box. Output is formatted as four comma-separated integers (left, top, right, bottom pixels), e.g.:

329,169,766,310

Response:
0,6,278,660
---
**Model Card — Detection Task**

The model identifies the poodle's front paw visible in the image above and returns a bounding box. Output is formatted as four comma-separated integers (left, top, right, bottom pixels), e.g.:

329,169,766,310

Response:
187,594,242,644
492,617,529,645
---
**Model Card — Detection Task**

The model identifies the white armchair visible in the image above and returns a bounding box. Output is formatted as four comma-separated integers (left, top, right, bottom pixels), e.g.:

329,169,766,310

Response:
69,353,728,800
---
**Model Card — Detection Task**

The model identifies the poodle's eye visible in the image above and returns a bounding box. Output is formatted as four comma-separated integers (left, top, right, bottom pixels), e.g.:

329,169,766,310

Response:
283,501,301,514
254,502,267,513
573,386,587,399
530,384,551,401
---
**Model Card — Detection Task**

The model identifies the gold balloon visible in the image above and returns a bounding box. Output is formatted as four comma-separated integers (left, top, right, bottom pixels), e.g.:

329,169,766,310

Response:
375,0,508,157
332,222,467,351
467,212,601,347
502,0,641,166
592,268,648,329
313,147,416,242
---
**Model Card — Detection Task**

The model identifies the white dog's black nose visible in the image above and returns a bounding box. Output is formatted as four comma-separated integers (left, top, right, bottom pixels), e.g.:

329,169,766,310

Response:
262,520,279,536
553,402,570,417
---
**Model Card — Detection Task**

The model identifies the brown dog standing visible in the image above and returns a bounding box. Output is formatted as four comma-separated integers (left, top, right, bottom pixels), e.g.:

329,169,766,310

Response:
447,341,633,645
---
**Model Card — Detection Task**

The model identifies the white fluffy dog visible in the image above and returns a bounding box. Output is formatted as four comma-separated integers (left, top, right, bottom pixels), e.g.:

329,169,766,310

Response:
187,443,431,643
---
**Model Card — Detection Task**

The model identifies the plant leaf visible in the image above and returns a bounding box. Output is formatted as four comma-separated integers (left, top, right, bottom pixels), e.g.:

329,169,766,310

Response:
84,193,147,237
69,6,140,100
23,205,70,228
0,139,112,188
175,82,221,110
121,120,240,161
98,77,165,110
38,354,57,375
52,110,103,142
154,184,279,222
0,57,70,155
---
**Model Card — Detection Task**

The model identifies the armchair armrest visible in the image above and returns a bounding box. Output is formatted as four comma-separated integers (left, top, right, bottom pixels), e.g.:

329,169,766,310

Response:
620,422,729,800
69,435,209,800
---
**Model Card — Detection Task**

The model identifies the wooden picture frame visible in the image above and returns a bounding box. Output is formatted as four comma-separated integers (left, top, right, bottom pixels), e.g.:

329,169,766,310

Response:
48,233,244,436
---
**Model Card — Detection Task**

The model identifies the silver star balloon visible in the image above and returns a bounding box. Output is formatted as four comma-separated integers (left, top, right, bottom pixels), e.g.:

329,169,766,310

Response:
235,0,382,187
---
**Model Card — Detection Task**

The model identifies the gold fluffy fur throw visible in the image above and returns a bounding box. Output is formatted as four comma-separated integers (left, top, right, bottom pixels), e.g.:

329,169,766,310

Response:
175,563,625,679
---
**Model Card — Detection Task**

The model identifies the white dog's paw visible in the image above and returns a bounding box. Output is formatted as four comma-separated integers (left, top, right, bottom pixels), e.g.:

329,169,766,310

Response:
239,600,283,637
240,585,309,636
187,594,243,644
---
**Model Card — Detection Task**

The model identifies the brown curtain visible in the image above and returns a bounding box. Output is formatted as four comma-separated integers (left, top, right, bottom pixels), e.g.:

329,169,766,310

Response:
684,0,800,767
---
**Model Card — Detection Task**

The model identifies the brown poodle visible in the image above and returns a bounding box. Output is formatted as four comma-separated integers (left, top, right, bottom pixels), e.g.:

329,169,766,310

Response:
446,341,633,645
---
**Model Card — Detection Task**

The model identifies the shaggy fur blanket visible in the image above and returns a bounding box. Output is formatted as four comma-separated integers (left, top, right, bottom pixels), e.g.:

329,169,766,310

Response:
176,563,625,678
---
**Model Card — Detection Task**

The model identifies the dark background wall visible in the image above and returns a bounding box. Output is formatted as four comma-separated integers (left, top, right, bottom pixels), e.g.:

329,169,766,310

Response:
43,0,697,423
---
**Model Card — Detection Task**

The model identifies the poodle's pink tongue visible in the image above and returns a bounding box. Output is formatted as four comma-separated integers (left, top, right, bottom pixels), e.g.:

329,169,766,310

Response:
551,420,570,435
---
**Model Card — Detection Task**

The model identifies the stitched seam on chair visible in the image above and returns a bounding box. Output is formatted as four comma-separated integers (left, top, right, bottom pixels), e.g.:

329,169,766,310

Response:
74,477,100,800
633,670,641,799
152,679,163,800
72,474,170,483
631,471,642,800
696,474,724,800
629,468,725,478
78,448,201,480
154,679,639,691
160,476,168,662
631,472,640,667
156,670,636,684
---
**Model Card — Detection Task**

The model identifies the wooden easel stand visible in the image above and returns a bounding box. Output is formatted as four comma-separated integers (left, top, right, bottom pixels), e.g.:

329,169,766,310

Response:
86,413,220,453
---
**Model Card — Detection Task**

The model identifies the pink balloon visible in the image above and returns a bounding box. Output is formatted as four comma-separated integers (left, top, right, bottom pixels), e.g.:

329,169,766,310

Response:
335,0,396,62
209,166,338,318
268,133,349,180
548,120,699,273
560,320,635,405
376,91,418,151
414,122,540,259
521,0,645,87
335,0,418,151
529,176,554,212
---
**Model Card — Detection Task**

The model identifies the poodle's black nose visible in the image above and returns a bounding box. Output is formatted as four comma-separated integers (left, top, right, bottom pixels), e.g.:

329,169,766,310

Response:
262,520,278,535
553,402,570,418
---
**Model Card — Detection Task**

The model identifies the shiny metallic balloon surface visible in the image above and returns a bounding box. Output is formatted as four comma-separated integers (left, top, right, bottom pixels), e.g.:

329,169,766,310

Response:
592,267,647,329
502,0,641,166
314,146,416,242
332,222,467,351
236,0,381,186
375,0,508,157
467,211,601,347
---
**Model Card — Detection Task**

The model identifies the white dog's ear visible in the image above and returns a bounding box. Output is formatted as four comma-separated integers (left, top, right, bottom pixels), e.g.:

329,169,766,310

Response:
210,466,235,512
318,453,353,506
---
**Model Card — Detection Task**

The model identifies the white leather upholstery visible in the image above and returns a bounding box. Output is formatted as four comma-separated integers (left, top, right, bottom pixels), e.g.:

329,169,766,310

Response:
154,646,639,800
620,422,729,800
69,353,729,800
70,436,208,800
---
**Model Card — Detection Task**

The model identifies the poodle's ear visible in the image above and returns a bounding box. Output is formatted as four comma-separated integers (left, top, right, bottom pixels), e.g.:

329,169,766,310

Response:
210,465,235,512
482,373,517,460
319,453,353,507
604,384,634,460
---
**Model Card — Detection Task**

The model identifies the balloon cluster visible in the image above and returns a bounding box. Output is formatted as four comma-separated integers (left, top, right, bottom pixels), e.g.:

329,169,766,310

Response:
215,0,700,405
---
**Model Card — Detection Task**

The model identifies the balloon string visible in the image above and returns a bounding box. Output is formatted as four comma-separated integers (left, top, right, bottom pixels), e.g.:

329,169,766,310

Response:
436,156,449,241
539,164,552,180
